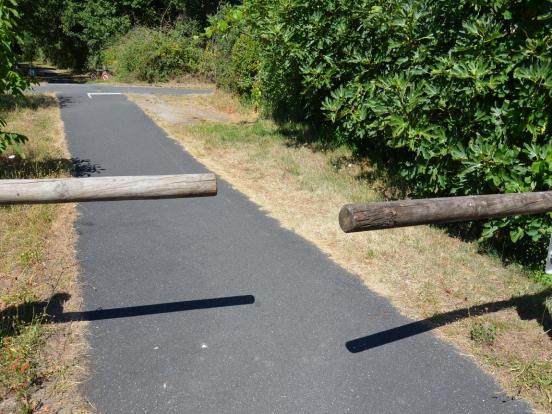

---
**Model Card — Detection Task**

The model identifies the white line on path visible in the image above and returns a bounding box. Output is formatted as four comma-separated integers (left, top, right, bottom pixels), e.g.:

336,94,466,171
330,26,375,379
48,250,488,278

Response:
87,92,122,99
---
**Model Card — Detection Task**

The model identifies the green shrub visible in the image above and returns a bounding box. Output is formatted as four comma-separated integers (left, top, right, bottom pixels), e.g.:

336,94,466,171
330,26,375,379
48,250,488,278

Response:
201,13,239,88
211,0,552,268
0,0,29,155
104,26,203,82
203,6,261,102
470,320,498,345
227,34,260,98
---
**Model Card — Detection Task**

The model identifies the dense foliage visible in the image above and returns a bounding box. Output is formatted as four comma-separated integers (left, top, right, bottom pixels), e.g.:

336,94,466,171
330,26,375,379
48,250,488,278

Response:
0,0,29,155
202,6,260,98
17,0,237,68
207,0,552,267
103,23,204,82
18,0,153,68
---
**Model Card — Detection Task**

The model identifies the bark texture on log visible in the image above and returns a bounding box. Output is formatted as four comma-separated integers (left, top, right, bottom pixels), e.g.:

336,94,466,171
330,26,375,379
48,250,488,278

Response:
0,174,217,204
339,192,552,233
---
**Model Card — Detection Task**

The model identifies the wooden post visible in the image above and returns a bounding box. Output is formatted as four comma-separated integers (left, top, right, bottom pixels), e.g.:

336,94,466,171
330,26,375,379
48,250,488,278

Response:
339,191,552,233
0,174,216,205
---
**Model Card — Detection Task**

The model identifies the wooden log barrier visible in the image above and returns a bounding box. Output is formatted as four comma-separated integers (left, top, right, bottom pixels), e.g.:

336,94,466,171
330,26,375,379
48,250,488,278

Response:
339,191,552,233
0,174,217,205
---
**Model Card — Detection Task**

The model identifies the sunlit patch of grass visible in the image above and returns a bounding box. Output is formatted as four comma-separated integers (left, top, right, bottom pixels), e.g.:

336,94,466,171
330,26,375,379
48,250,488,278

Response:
511,360,552,398
0,275,45,412
0,322,43,412
164,90,251,117
486,354,552,408
1,283,39,311
470,319,498,345
185,119,380,205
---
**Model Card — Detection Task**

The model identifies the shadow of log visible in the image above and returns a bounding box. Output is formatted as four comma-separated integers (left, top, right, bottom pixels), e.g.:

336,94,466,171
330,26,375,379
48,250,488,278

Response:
1,293,255,334
0,157,103,180
346,288,552,353
0,293,71,336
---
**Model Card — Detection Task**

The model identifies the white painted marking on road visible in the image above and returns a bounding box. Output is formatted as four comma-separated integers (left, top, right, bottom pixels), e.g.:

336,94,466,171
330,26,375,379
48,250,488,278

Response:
87,92,122,99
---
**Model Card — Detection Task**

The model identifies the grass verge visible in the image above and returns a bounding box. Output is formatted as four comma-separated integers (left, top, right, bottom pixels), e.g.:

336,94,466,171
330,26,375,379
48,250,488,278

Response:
0,94,89,413
130,91,552,412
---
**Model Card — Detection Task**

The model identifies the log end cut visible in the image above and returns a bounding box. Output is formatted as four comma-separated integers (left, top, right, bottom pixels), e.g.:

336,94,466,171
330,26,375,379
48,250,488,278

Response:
339,204,357,233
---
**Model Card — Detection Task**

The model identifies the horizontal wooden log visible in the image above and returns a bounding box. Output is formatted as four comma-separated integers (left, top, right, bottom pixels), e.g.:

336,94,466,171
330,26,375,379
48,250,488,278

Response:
339,191,552,233
0,174,216,205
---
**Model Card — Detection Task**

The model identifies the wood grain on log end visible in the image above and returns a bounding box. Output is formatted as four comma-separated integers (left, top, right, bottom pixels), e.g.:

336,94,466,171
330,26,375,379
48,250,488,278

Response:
339,204,357,233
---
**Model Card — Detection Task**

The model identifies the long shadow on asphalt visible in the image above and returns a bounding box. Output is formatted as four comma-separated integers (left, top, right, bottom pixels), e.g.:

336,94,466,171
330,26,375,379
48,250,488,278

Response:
56,295,255,322
346,288,552,353
0,293,254,331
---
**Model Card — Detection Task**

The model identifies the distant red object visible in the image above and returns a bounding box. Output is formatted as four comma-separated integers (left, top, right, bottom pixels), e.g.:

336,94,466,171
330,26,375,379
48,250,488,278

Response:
89,69,110,81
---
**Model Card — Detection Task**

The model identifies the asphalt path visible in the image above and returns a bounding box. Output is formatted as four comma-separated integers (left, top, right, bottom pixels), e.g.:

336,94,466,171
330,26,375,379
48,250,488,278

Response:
40,83,529,413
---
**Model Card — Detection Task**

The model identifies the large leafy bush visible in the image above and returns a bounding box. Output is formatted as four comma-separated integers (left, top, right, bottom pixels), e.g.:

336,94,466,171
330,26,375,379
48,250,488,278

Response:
210,0,552,266
203,6,261,100
104,25,203,82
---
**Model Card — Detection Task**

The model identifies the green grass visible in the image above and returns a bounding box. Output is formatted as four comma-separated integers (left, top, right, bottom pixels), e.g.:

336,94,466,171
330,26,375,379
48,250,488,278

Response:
0,322,43,411
470,319,498,345
487,355,552,408
0,281,44,411
190,120,381,204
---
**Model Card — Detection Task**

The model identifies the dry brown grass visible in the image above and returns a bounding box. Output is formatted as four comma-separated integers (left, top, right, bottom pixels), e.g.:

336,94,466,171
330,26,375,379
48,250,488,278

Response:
0,93,90,413
130,91,552,413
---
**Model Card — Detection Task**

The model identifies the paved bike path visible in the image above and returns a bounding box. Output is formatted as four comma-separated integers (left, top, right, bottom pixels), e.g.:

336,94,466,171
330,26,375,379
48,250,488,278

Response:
53,86,528,413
